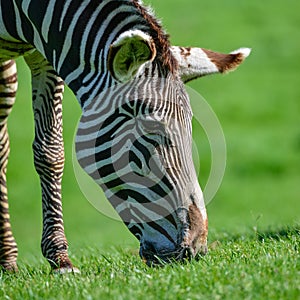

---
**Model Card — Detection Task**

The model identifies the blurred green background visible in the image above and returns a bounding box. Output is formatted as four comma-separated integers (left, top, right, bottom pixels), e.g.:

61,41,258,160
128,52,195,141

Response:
7,0,300,262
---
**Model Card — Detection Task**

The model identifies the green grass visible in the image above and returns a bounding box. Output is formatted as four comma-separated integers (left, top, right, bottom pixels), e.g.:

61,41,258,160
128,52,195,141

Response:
1,0,300,299
1,228,299,300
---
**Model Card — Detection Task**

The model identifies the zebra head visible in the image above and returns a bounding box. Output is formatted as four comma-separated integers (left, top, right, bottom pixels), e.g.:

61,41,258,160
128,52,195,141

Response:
76,30,250,265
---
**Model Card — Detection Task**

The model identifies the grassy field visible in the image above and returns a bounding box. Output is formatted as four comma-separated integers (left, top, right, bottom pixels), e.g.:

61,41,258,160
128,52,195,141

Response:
1,0,300,299
1,229,299,300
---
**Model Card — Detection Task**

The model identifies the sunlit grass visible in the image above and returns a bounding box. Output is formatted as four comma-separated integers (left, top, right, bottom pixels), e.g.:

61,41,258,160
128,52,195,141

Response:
1,0,299,299
1,228,299,300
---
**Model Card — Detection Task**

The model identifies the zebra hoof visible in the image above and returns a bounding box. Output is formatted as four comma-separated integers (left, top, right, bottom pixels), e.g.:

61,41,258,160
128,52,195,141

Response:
53,267,80,275
0,262,18,272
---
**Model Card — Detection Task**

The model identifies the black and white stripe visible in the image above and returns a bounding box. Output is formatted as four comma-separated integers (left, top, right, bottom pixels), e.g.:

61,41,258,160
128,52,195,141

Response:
0,60,18,271
0,0,214,270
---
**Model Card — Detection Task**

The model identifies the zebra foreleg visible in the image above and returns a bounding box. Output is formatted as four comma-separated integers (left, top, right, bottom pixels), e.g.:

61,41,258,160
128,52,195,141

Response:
24,51,78,273
0,60,18,271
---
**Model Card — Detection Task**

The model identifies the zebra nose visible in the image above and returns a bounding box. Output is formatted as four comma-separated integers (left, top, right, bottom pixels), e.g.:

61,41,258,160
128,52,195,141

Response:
139,241,175,266
139,245,158,266
139,242,198,266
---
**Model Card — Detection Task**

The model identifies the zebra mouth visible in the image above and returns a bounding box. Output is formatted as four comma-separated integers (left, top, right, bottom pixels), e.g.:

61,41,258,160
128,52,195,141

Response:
140,246,206,267
140,244,208,267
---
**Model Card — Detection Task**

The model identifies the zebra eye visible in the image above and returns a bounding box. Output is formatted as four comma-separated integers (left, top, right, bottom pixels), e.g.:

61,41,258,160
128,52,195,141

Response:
142,119,167,136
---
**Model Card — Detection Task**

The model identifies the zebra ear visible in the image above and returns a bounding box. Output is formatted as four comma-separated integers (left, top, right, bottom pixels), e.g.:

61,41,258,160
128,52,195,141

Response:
171,46,251,83
108,30,156,82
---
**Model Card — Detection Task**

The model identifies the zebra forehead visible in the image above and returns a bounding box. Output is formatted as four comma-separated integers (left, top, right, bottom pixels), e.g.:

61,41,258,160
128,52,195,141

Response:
132,0,178,74
129,76,193,118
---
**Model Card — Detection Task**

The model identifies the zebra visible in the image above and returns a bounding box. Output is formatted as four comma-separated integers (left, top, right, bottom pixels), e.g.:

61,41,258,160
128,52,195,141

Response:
0,0,250,272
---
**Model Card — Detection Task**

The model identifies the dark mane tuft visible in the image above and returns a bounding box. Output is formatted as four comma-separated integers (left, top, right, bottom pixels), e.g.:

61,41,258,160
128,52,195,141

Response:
132,0,178,74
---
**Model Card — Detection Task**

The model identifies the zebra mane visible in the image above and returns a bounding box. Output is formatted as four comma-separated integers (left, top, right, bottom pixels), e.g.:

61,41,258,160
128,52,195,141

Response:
132,0,178,74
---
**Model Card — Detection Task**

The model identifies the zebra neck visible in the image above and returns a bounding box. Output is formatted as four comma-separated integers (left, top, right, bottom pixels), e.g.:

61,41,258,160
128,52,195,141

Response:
11,0,155,109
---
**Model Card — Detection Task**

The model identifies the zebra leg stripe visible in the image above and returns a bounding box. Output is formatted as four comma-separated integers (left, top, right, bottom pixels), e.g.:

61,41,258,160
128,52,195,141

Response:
0,60,18,271
24,51,74,271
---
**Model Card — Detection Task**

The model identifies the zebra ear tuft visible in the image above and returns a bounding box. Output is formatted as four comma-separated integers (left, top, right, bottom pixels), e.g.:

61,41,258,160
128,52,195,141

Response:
108,30,156,83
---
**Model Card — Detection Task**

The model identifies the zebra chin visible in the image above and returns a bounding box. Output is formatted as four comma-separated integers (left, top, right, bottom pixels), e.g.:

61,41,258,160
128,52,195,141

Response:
139,243,208,267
